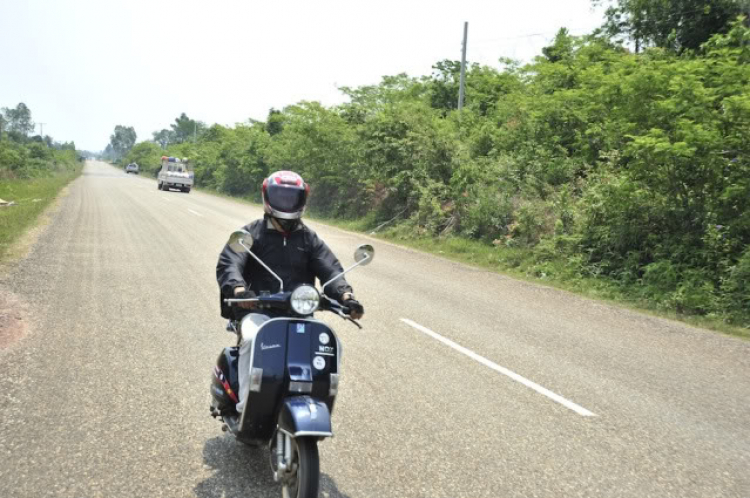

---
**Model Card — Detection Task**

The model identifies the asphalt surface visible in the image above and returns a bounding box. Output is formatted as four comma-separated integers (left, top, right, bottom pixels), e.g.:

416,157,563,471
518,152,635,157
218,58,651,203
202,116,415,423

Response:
1,161,749,498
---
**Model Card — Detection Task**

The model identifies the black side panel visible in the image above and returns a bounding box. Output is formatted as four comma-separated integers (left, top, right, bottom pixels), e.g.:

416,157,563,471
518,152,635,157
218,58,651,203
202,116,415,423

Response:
212,347,240,411
223,347,240,394
210,374,232,409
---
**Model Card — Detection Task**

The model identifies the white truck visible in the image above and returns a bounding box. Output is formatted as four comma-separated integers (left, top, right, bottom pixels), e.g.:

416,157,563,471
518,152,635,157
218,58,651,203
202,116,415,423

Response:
157,156,194,193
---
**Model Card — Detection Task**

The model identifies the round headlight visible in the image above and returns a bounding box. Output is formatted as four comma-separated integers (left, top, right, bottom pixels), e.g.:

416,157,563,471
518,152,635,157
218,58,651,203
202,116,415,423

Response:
290,285,320,315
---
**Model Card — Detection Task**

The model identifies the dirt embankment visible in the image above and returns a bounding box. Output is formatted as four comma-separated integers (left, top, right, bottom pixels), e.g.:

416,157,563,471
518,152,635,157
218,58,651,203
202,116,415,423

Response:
0,288,28,350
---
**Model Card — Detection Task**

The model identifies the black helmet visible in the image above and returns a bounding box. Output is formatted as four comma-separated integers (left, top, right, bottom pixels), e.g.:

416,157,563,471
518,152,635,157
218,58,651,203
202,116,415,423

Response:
261,171,309,220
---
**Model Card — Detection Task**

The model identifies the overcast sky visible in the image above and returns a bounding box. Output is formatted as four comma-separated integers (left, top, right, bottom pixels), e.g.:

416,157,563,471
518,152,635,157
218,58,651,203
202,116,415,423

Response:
0,0,607,151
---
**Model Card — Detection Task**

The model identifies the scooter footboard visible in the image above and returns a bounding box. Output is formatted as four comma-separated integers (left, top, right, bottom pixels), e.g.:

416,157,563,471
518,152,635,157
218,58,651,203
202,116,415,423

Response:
278,396,332,438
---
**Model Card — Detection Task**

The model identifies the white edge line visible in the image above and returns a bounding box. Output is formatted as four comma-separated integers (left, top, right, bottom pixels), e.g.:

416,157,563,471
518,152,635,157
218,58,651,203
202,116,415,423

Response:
187,209,203,217
400,318,597,417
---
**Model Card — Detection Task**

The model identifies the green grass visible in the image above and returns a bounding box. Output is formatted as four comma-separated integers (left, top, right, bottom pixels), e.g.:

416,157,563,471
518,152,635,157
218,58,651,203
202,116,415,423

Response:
0,167,82,261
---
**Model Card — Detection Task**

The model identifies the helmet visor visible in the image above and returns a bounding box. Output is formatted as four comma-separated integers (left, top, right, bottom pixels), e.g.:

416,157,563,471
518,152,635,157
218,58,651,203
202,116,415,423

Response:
266,184,306,214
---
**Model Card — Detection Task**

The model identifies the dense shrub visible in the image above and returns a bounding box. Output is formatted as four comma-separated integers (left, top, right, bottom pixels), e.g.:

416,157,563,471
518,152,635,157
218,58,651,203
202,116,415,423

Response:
0,138,78,179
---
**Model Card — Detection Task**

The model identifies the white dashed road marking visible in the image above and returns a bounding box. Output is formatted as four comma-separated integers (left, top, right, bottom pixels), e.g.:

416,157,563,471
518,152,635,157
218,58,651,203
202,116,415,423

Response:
187,209,203,217
400,318,597,417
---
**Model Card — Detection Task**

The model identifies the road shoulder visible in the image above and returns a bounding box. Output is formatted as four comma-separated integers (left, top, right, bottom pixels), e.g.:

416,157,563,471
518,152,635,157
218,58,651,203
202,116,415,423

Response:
0,179,76,352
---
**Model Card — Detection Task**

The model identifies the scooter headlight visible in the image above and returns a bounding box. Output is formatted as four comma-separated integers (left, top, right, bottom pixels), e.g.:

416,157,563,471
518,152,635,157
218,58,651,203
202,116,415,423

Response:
290,285,320,315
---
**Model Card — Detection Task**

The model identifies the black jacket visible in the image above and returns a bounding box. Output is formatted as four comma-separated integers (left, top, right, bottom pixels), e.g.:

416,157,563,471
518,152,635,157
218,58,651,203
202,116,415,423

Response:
216,217,353,319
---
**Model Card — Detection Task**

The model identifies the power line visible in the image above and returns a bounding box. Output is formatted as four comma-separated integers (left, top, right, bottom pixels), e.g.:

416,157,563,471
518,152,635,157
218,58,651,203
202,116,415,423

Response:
472,4,739,46
473,26,593,44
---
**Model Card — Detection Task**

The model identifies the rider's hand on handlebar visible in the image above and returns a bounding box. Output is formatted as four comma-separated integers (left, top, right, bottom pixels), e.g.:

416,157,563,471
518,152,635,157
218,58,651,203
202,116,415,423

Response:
342,294,364,320
234,287,257,309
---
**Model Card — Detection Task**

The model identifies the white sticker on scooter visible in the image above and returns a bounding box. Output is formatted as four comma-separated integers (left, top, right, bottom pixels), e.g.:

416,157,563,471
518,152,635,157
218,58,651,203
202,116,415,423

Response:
319,332,330,345
296,324,305,334
313,356,326,370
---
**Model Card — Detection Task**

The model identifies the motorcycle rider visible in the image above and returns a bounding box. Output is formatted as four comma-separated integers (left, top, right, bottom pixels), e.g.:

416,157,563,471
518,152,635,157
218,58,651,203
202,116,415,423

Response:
216,170,364,414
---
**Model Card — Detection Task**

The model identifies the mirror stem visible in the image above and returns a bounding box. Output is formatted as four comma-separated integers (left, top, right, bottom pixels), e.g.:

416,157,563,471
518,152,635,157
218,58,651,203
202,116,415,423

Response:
321,255,369,291
240,240,284,293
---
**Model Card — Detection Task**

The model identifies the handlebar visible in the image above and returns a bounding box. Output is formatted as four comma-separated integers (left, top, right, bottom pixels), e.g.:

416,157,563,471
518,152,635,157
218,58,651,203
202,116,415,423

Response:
223,292,362,329
320,295,363,329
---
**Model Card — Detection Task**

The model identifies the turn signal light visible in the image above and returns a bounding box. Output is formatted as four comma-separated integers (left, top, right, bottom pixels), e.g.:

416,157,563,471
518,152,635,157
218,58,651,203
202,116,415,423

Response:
249,368,263,392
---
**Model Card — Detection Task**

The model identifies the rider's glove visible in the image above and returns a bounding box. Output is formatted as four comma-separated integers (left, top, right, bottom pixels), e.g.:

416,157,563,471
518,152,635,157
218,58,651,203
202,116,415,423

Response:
343,298,364,319
235,289,257,300
234,289,257,310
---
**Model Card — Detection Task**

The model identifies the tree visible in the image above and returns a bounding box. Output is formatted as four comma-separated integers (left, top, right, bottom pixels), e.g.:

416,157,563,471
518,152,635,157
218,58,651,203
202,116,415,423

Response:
170,113,206,143
103,143,115,161
152,129,175,149
123,142,163,176
542,28,575,62
266,108,284,136
594,0,744,52
109,125,137,160
339,74,427,123
2,103,35,137
428,60,463,113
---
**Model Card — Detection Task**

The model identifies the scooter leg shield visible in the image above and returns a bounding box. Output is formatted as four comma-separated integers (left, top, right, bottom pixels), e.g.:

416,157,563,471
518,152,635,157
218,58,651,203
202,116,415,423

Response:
278,396,332,437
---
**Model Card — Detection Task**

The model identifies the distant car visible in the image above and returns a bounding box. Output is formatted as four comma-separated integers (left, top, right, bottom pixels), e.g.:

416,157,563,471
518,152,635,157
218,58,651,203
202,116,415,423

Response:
125,163,139,174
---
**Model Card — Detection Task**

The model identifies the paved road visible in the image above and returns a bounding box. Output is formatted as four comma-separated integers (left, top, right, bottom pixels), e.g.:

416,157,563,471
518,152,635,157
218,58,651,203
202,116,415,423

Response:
1,161,749,498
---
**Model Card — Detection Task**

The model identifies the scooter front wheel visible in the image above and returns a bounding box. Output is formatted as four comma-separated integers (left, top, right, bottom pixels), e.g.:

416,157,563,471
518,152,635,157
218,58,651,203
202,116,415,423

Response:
279,437,319,498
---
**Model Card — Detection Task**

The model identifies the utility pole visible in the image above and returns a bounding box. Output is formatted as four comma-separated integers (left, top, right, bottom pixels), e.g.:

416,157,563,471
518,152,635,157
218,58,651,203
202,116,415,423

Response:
741,1,749,51
38,122,46,138
458,22,469,112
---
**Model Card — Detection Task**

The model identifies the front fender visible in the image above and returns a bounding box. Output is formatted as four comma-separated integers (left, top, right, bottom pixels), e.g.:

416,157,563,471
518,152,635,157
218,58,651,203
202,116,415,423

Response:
278,396,332,438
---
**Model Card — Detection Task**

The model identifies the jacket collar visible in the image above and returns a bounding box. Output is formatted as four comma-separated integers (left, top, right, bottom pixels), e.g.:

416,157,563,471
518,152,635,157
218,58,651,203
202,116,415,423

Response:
264,215,304,234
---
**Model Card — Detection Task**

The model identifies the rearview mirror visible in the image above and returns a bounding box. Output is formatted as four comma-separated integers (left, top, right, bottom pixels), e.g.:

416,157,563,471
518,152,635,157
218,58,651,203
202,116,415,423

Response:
320,244,375,291
228,230,253,253
354,244,374,266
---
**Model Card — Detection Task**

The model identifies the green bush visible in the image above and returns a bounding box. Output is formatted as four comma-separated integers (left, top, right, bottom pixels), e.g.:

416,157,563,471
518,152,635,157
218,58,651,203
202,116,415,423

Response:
721,247,750,325
0,139,78,179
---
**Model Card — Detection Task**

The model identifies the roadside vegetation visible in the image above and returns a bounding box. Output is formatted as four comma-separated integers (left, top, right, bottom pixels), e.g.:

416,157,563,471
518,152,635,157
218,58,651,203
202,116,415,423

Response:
113,1,750,332
0,102,82,261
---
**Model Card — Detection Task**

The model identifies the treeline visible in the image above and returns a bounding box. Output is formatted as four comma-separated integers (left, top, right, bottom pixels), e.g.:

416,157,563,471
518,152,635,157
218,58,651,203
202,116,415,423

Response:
0,103,80,179
104,113,206,162
123,11,750,326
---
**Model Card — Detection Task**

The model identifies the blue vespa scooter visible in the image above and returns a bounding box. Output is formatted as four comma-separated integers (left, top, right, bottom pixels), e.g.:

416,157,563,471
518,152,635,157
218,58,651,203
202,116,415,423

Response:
210,229,373,498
